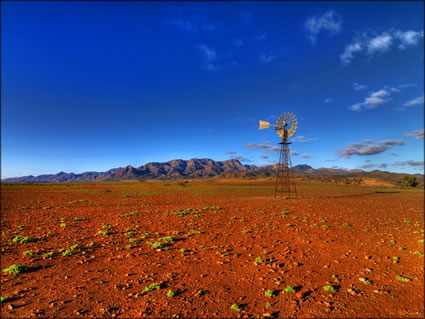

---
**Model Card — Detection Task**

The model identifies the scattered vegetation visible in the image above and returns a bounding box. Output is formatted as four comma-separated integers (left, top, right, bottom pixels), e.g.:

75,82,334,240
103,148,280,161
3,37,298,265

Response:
396,275,411,282
230,304,241,312
23,250,37,256
284,285,296,293
43,252,54,258
12,236,32,243
62,250,73,256
142,283,160,294
323,285,337,292
167,290,175,298
2,264,28,275
265,290,275,298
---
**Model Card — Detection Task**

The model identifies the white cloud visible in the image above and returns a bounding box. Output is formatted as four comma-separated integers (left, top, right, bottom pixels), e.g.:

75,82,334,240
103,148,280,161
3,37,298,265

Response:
349,87,402,111
403,129,424,139
367,33,393,55
305,10,343,44
352,82,367,91
394,30,424,49
340,29,424,65
324,98,333,103
403,95,424,107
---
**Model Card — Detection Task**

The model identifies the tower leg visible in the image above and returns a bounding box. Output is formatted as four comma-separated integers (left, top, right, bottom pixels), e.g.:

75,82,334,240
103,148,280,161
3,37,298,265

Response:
275,143,297,199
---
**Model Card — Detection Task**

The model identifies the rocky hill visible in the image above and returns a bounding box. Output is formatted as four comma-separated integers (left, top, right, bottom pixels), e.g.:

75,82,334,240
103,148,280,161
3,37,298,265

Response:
2,158,423,184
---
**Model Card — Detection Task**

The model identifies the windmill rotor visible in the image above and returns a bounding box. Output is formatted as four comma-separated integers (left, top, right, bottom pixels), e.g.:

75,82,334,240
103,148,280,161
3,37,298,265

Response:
258,112,298,141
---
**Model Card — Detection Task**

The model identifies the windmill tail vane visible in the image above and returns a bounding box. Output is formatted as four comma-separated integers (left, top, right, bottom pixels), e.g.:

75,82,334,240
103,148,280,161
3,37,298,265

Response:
258,120,271,130
258,112,298,199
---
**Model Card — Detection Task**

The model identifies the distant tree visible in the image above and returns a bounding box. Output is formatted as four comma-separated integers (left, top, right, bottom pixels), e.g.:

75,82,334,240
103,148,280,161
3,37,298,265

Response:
401,176,418,188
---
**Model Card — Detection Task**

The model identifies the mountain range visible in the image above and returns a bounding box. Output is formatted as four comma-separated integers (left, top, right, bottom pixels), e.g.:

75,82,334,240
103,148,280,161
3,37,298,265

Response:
2,158,423,184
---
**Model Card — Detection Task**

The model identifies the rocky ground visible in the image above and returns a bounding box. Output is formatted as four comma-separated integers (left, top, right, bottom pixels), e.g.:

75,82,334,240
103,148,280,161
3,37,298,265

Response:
1,180,423,318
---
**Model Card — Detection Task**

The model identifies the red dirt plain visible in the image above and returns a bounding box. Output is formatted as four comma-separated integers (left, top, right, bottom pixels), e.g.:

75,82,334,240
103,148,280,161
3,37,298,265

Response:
1,179,424,318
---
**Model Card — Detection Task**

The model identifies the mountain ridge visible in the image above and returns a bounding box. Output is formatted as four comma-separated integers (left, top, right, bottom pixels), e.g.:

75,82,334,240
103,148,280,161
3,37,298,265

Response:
2,158,423,184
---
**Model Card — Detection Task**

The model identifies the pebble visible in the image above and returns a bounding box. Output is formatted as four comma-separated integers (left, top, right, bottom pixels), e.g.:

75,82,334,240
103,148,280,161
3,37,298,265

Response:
8,304,15,310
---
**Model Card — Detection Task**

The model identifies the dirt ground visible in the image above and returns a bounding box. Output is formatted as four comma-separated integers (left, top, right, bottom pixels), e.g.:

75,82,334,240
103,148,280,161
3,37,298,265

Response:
1,179,424,318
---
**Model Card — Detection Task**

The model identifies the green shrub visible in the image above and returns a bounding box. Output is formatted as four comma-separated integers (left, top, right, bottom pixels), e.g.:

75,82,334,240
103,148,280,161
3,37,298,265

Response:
396,275,411,282
284,285,296,293
323,285,337,292
2,264,28,274
12,236,32,243
23,250,37,256
265,290,274,298
62,250,73,256
230,303,241,312
167,290,175,298
142,283,160,294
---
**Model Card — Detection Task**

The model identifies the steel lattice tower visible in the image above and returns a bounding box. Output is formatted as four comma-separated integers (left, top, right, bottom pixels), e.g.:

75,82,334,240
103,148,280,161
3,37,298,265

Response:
275,141,297,199
258,112,298,199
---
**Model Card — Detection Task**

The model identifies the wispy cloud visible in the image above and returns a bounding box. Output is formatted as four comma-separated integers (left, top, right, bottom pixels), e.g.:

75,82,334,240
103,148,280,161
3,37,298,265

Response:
393,160,424,167
254,33,266,41
324,98,333,103
226,151,237,155
196,44,217,71
233,156,251,163
167,14,222,33
398,83,417,89
349,86,401,111
403,129,424,139
336,139,405,158
305,10,343,44
234,38,244,47
260,52,275,64
291,151,299,156
358,163,388,169
267,159,277,164
352,82,367,91
259,154,269,159
246,142,279,152
403,95,424,107
300,153,314,159
340,29,424,64
240,11,253,24
291,136,318,143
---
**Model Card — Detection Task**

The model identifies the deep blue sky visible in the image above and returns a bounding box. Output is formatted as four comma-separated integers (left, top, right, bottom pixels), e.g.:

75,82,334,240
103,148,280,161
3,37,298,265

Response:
1,1,424,178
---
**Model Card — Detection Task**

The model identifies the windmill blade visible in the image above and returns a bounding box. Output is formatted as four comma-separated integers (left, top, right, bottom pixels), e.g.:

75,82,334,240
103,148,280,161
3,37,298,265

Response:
258,120,271,130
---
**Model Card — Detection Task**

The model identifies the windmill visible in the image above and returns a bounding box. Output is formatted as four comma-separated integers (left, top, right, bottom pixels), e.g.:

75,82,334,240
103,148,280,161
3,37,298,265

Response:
258,112,298,199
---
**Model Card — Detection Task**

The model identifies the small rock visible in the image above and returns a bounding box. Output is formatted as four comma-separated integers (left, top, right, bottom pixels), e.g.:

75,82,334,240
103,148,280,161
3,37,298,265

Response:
8,304,15,310
262,313,272,317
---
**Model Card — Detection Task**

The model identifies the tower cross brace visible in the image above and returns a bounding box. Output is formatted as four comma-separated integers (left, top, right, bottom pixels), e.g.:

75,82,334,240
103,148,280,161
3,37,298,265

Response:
275,141,297,199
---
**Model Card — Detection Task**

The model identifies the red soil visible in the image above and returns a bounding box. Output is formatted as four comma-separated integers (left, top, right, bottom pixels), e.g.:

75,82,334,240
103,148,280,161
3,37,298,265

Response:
1,180,424,318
